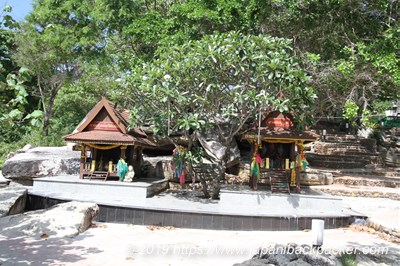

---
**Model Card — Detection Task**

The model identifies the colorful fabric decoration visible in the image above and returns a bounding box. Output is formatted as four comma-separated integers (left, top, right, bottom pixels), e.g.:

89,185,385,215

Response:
250,153,262,180
117,158,128,181
86,143,122,150
290,168,296,186
172,146,186,185
296,142,309,171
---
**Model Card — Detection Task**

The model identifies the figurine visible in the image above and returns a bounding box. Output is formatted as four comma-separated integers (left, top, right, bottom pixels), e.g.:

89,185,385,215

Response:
124,165,135,182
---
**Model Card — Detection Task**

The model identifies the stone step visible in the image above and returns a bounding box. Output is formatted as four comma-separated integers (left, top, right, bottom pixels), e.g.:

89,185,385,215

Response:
315,145,370,152
306,153,380,164
333,176,400,188
311,185,400,201
307,160,368,169
315,149,373,156
324,135,360,142
337,168,399,177
315,142,363,148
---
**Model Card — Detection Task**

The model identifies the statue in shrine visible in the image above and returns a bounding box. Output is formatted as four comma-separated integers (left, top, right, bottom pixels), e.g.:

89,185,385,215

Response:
124,165,135,182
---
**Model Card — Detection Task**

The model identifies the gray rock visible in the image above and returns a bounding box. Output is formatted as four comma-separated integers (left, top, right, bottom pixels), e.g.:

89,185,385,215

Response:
21,144,32,152
233,258,272,266
287,259,312,266
268,254,291,265
0,201,99,238
143,156,174,181
300,172,333,186
197,129,240,168
300,251,339,266
2,146,80,184
0,171,9,187
237,244,341,266
0,183,27,217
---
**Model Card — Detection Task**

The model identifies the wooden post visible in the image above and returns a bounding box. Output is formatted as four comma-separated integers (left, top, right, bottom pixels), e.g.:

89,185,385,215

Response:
80,144,85,179
120,145,127,159
296,141,302,193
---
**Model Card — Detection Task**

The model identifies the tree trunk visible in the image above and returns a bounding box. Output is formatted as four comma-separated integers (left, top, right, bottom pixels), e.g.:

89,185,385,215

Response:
42,84,62,137
211,159,225,199
210,138,231,199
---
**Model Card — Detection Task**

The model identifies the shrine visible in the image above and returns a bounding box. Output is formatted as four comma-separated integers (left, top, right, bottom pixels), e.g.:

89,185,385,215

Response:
64,97,155,180
242,111,318,193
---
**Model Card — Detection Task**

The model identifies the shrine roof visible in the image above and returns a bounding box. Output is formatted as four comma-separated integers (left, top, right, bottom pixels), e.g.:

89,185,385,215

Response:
64,130,156,146
242,127,319,142
242,111,318,142
63,97,152,146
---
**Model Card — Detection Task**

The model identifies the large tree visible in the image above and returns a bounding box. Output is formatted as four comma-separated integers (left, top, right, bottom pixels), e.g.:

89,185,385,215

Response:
12,0,106,137
127,32,315,198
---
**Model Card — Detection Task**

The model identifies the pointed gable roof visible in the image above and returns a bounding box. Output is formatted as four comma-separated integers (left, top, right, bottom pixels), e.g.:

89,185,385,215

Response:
63,97,154,146
242,111,318,142
75,96,127,134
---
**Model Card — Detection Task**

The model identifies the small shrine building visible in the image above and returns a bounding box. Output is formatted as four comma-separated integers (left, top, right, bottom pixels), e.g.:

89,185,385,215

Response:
64,97,155,180
242,111,318,193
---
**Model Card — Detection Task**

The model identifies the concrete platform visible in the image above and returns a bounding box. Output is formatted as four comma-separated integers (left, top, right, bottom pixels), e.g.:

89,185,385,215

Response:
220,187,343,213
32,175,168,201
27,175,360,231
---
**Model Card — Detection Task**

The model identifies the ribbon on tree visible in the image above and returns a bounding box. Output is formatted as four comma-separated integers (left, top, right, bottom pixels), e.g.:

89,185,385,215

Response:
296,142,309,171
250,153,263,180
172,146,187,185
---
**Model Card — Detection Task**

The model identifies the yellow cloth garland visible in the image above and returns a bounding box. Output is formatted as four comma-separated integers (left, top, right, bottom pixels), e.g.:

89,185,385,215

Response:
86,143,123,150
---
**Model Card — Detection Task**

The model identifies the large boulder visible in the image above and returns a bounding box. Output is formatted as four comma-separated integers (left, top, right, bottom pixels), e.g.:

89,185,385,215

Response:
0,171,9,187
0,183,27,217
0,201,99,238
300,170,334,186
197,129,240,168
234,243,340,266
143,156,174,180
2,146,80,184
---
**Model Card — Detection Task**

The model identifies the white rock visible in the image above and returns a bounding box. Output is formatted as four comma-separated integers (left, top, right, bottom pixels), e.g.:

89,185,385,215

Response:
0,183,27,217
2,147,80,182
0,201,99,238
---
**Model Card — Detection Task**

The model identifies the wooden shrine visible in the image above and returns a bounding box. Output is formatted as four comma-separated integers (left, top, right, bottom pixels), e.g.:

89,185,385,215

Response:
242,111,318,193
64,97,155,180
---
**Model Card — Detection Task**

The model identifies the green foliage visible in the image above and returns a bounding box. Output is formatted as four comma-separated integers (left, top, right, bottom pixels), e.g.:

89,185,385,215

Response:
128,32,315,142
0,67,42,143
360,109,377,129
343,100,359,126
340,253,357,266
372,100,393,115
0,0,398,159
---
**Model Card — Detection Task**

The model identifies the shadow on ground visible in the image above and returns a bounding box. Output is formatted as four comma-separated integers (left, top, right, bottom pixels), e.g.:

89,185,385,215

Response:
0,232,101,265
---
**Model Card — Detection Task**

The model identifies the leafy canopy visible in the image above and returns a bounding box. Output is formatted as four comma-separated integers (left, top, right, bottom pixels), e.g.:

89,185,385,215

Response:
127,31,316,141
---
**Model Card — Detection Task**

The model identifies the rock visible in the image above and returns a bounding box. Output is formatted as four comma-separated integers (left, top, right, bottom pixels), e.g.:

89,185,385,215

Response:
300,172,333,186
0,171,9,187
2,146,80,184
21,144,33,152
0,183,27,217
225,173,248,184
197,129,240,168
359,138,377,153
268,254,291,265
300,251,339,266
233,259,272,266
287,259,312,266
358,127,373,139
143,156,175,181
0,201,99,238
236,244,341,266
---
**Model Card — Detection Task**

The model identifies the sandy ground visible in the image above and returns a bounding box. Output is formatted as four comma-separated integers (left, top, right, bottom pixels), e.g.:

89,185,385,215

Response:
1,223,399,266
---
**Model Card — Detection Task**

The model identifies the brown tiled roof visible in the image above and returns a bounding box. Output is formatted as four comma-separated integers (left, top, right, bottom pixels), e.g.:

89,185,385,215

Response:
64,130,156,146
243,127,318,141
64,97,156,146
